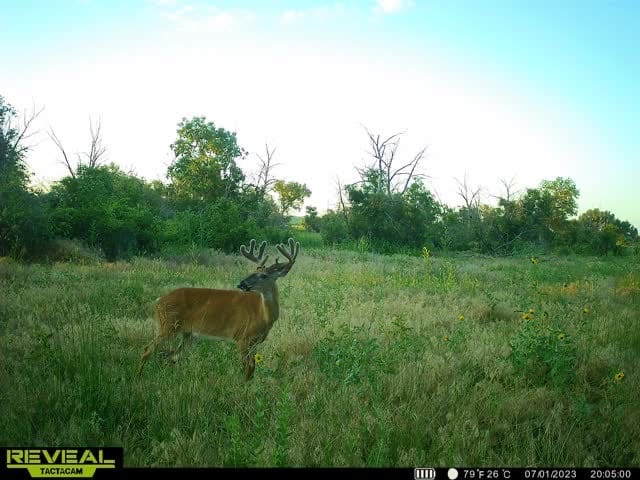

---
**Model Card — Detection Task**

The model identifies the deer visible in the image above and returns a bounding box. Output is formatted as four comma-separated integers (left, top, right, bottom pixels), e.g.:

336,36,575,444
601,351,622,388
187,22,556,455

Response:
137,238,300,380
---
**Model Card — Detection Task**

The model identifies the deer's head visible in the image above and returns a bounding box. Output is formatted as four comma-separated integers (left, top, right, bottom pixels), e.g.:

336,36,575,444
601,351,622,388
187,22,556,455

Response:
237,238,299,291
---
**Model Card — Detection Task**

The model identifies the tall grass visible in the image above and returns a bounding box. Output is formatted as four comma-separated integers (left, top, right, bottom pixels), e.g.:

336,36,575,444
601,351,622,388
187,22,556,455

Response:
0,250,638,466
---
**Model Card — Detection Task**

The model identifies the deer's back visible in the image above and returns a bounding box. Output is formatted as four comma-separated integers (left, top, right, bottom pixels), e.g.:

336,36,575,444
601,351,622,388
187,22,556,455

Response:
154,287,267,338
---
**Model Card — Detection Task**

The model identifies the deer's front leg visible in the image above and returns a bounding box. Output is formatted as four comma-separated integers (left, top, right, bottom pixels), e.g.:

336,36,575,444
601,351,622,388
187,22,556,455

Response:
239,337,260,381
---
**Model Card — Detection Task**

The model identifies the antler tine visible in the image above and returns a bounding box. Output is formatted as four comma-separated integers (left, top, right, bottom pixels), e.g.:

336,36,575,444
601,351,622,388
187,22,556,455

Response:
240,239,269,266
289,237,299,260
276,237,300,263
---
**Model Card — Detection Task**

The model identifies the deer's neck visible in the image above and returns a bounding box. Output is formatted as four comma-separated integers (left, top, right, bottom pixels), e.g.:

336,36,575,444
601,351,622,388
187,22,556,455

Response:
257,283,280,323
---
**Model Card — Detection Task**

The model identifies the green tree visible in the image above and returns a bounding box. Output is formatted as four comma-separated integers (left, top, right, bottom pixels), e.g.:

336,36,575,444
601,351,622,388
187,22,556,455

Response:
540,177,579,235
167,117,246,202
575,208,638,255
304,206,321,232
0,95,50,257
49,164,162,260
273,180,311,216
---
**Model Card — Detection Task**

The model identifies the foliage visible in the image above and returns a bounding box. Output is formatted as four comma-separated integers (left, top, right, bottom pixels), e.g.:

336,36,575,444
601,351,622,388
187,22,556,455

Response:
313,324,391,386
167,117,246,202
510,314,577,389
318,209,349,245
303,206,321,232
162,195,286,253
345,178,441,252
273,180,311,216
0,95,51,258
573,209,638,255
49,164,162,260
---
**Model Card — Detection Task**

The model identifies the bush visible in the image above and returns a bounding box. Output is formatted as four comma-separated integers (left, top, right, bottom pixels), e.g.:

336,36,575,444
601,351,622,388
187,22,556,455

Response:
49,165,162,260
319,210,349,245
47,239,104,264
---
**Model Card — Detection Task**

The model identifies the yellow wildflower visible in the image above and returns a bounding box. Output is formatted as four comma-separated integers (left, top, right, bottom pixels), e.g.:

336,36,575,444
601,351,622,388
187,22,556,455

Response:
254,353,263,364
458,315,465,321
422,247,431,259
521,312,533,321
528,308,535,314
530,257,538,265
583,307,590,314
614,372,624,382
557,333,565,341
444,335,449,342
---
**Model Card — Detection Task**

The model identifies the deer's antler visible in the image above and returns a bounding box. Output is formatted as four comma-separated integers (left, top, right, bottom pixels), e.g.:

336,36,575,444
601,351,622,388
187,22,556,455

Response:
276,238,299,264
240,239,269,268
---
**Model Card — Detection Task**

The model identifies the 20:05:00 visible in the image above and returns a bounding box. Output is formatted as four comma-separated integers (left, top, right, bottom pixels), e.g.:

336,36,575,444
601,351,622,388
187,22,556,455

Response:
590,471,632,479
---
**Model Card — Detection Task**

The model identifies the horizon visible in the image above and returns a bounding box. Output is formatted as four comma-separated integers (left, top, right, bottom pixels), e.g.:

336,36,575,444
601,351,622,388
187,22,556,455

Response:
2,0,638,228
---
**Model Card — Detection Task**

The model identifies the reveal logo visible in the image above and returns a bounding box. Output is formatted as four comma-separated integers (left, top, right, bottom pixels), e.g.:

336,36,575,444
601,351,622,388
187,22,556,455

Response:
3,448,122,478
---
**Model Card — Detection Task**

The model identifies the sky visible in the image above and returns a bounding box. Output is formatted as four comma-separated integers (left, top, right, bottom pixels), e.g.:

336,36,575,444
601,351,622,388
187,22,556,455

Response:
2,0,639,228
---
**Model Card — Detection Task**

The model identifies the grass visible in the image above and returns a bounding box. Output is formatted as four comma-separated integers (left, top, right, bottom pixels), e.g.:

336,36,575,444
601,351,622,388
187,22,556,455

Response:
0,249,638,467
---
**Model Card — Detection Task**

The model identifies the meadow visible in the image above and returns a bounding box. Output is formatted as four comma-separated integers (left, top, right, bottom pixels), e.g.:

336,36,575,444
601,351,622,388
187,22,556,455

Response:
0,244,638,467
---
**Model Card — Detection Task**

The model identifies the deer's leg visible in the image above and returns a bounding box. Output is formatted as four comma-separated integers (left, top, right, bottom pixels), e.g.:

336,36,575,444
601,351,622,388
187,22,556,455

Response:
239,337,259,381
170,332,194,363
137,334,169,376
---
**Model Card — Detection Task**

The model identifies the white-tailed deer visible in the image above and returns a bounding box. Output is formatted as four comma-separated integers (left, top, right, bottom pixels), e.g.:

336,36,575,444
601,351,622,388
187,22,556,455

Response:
137,238,300,380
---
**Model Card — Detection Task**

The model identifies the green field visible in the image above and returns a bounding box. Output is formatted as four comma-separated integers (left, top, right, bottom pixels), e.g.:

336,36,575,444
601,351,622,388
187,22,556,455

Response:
1,247,638,467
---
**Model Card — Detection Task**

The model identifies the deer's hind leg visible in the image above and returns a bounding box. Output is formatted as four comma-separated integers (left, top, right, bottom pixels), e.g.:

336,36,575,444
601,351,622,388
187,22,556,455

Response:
168,331,194,363
137,334,170,376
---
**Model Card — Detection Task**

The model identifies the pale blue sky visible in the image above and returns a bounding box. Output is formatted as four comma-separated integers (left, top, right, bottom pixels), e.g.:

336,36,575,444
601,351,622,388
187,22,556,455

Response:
2,0,638,227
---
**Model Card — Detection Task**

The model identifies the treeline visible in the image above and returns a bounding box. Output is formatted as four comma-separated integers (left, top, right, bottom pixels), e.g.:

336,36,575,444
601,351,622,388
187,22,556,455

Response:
307,178,639,256
1,96,308,260
305,132,638,256
1,94,637,261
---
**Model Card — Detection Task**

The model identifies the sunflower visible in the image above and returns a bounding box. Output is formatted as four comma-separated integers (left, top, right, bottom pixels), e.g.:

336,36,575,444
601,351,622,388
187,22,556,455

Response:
254,353,263,364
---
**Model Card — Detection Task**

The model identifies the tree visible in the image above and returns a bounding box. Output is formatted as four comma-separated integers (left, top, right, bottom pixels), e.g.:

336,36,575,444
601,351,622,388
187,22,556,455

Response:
273,180,311,216
339,128,438,251
540,177,579,233
304,206,321,232
254,143,280,195
357,127,427,197
167,117,246,202
49,164,162,259
49,117,107,178
0,95,50,257
575,208,638,255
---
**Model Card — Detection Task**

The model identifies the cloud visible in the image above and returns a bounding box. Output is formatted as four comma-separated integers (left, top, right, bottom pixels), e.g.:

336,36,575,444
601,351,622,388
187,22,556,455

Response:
280,4,345,25
375,0,413,14
159,5,246,33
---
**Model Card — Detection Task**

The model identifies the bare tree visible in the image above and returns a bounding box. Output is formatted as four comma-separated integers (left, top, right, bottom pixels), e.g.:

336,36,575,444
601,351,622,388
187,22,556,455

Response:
496,176,519,203
255,143,280,195
335,177,350,228
359,127,427,197
6,104,44,156
48,117,107,178
84,118,106,168
455,173,482,211
48,128,75,178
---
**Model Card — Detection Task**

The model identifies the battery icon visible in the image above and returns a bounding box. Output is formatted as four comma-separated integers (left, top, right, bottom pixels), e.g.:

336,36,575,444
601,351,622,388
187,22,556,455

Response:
414,468,436,479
